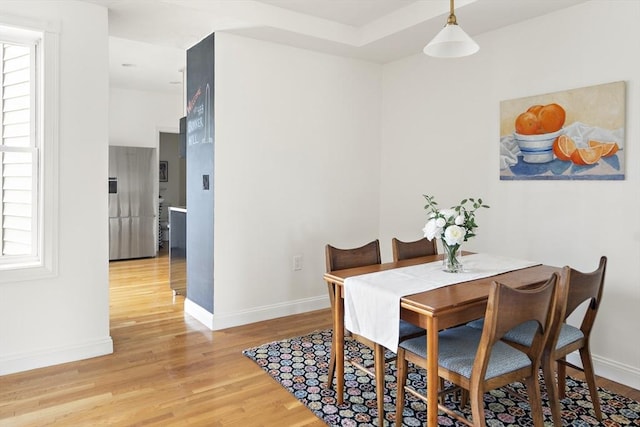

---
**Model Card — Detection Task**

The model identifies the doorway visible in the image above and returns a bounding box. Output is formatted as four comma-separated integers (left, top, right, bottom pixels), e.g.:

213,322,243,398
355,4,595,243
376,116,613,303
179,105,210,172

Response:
158,132,186,249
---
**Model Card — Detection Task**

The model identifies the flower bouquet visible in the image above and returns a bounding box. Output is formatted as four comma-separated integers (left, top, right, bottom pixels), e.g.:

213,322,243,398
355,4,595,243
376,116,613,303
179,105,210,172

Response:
422,194,489,272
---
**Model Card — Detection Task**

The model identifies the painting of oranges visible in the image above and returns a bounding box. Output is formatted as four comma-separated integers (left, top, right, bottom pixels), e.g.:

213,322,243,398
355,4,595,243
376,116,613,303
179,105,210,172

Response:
515,103,566,135
552,135,620,166
500,81,625,180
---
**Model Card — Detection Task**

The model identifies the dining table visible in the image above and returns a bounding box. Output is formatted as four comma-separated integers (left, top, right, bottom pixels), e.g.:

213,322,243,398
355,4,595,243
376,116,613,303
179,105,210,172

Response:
323,252,560,427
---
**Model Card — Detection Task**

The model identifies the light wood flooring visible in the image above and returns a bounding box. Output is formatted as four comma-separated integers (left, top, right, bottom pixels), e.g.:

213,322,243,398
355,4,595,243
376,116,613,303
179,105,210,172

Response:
0,251,638,426
0,251,329,426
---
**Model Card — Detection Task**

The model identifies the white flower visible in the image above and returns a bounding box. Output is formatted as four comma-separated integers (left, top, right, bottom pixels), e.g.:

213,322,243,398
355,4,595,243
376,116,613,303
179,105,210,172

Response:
440,209,456,219
422,219,442,240
443,225,465,246
423,195,489,246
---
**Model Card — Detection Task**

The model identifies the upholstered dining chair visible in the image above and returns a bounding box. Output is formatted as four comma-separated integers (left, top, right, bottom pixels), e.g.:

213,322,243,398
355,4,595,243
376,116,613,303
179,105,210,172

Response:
395,273,560,427
468,256,607,426
325,239,425,427
391,237,437,262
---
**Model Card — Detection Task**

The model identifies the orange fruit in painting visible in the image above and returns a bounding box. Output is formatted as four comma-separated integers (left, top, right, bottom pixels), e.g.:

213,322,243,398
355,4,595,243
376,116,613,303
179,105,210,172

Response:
553,134,576,161
570,145,604,165
527,104,544,116
588,140,619,157
538,103,566,133
515,112,540,135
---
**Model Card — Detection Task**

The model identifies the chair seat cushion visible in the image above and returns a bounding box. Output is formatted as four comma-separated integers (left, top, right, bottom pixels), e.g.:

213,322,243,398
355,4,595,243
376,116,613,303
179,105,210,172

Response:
399,325,532,380
466,318,485,330
399,319,425,340
466,319,584,349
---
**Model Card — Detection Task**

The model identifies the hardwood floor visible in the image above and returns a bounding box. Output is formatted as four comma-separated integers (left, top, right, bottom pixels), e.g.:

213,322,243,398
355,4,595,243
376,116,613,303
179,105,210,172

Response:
0,252,638,426
0,251,329,426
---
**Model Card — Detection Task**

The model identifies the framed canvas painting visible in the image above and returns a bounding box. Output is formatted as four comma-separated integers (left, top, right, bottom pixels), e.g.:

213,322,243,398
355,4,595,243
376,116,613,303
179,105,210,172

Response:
159,161,168,182
500,81,625,180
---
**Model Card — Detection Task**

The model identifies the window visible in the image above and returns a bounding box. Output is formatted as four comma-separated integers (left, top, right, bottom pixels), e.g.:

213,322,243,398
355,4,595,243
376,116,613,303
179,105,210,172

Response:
1,40,36,259
1,21,57,280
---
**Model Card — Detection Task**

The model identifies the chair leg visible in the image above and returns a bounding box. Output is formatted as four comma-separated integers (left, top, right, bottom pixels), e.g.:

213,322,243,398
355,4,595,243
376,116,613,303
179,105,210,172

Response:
469,383,487,427
374,343,385,427
541,353,562,427
524,374,545,427
395,348,407,427
557,358,567,399
328,347,336,387
579,346,602,420
460,386,469,408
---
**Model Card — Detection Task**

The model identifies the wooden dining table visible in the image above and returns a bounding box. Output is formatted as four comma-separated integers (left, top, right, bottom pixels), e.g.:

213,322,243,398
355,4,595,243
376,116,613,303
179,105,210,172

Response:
323,253,560,427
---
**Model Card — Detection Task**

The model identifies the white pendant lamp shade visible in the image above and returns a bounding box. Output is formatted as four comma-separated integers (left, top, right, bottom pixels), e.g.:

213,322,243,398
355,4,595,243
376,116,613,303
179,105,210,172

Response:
424,24,479,58
424,0,479,58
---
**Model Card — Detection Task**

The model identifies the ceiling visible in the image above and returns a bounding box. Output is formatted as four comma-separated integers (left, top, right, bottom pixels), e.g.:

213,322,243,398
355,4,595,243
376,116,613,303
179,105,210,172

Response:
82,0,588,94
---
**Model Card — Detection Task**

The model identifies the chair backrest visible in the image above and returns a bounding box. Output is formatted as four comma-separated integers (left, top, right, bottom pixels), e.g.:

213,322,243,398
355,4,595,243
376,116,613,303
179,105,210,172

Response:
549,256,607,348
325,240,381,272
474,274,559,379
391,237,437,262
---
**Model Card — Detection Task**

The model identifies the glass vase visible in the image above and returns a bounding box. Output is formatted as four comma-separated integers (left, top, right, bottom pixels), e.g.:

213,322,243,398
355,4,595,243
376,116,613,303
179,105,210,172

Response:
442,241,463,273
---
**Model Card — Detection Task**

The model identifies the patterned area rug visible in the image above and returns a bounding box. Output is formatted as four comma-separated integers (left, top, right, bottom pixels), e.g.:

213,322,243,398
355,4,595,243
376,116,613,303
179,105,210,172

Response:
243,329,640,426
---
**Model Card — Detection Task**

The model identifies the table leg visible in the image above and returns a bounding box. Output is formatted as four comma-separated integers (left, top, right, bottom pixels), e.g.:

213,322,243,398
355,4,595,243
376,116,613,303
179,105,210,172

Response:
326,282,336,387
374,343,385,427
334,284,345,404
426,316,438,427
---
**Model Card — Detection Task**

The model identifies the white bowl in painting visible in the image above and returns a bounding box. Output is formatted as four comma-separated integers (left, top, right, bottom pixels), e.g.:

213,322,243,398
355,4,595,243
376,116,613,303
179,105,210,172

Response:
514,129,563,163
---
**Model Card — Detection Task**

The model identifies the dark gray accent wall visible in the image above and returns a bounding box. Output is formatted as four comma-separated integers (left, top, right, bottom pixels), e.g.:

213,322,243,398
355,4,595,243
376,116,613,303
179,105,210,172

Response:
185,33,215,313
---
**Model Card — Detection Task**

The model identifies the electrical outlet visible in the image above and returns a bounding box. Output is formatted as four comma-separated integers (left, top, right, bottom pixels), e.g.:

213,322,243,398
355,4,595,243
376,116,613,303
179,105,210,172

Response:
293,255,303,271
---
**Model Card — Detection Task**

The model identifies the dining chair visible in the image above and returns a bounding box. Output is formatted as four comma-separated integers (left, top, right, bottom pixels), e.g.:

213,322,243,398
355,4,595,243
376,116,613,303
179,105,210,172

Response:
395,273,560,427
468,256,607,426
325,239,425,427
391,237,437,262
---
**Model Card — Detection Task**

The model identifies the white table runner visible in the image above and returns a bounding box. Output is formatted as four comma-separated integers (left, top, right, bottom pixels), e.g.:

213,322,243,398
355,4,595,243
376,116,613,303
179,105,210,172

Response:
343,253,540,352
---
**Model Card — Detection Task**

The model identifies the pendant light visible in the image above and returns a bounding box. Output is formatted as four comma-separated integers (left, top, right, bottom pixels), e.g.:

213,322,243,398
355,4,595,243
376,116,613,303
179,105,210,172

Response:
424,0,479,58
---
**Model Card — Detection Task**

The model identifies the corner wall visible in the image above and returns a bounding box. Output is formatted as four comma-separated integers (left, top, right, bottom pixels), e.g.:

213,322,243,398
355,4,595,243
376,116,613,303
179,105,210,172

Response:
0,1,111,375
379,0,640,388
212,33,382,329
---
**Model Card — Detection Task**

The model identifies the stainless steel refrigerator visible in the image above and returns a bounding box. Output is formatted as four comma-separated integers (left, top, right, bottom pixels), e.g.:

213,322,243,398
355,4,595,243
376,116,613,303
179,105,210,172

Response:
108,146,156,260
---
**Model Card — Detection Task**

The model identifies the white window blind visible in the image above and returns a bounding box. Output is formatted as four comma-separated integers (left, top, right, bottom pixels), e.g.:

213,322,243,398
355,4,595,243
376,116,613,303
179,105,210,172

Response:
1,41,37,258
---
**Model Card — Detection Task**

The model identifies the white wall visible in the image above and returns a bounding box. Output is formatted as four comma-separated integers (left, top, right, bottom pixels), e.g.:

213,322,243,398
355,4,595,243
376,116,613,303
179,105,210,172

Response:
212,33,382,328
0,1,112,374
109,87,182,148
379,0,640,388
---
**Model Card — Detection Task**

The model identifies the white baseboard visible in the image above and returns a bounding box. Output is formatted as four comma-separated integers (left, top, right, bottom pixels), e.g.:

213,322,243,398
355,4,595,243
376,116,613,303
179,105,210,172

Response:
184,297,214,328
0,337,113,376
183,295,330,331
567,352,640,390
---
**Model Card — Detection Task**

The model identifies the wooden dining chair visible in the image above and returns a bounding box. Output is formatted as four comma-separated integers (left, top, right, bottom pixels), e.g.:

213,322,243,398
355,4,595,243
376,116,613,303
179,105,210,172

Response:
325,240,381,391
325,239,425,427
395,273,560,427
391,237,437,262
489,256,607,426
